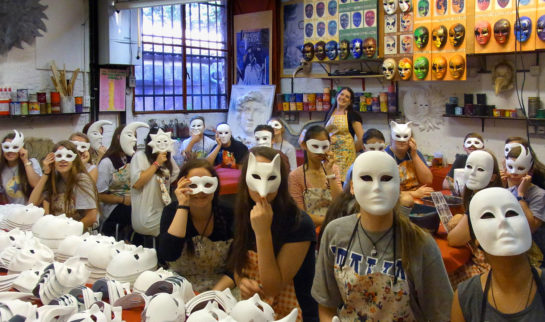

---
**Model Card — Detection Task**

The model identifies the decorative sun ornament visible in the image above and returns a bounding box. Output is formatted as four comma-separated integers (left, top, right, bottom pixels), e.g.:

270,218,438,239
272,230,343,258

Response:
147,129,174,154
0,0,48,55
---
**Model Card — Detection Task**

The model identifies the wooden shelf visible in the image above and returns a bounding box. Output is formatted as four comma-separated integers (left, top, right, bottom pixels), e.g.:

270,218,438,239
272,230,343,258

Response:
0,112,89,119
443,114,527,131
282,74,384,79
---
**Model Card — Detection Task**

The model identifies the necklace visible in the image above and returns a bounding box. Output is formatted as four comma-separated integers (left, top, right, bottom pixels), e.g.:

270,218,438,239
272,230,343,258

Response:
359,224,393,257
490,269,534,313
195,212,214,243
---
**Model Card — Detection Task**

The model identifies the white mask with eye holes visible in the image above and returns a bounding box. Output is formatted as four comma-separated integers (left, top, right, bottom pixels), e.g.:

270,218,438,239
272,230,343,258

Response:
364,142,386,151
2,130,24,153
306,139,330,154
189,176,218,195
505,143,533,175
148,129,174,154
70,141,90,153
464,150,494,190
469,187,532,256
245,153,281,198
55,148,78,162
190,119,205,136
464,138,484,149
87,120,112,151
267,120,283,130
216,124,232,145
390,120,412,142
254,131,272,148
352,151,400,216
120,122,149,156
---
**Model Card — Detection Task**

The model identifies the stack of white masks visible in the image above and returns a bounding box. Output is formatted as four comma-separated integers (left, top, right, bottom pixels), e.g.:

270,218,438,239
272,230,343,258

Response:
34,257,90,305
0,203,45,231
2,238,54,274
133,268,176,294
12,267,45,293
106,246,157,285
32,215,84,251
87,241,135,284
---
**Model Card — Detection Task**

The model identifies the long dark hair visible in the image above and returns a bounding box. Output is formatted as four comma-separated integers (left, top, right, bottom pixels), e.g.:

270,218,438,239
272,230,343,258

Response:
0,132,31,198
144,127,173,176
505,137,545,190
302,125,330,169
324,87,355,124
462,149,503,211
227,147,300,275
363,128,385,144
102,125,129,170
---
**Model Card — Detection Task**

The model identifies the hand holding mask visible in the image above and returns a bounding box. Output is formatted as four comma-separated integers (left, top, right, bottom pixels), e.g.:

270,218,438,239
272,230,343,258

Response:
1,130,24,153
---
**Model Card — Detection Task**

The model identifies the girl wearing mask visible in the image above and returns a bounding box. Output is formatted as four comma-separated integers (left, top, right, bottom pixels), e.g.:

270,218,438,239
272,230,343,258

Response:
69,133,98,182
268,118,297,171
443,133,485,191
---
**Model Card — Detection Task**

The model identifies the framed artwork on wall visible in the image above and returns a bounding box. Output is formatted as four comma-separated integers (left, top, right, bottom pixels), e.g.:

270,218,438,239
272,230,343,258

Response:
281,1,305,77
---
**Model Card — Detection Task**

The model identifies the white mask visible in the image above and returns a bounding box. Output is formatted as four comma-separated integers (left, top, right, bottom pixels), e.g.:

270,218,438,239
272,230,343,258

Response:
120,122,149,156
87,120,112,151
70,141,90,153
216,124,232,145
245,153,281,197
390,120,412,142
505,143,533,175
147,129,174,154
364,142,386,151
469,187,531,256
2,130,24,153
306,139,330,154
267,120,283,130
464,150,494,190
189,176,218,195
55,148,78,162
254,131,272,148
352,151,400,216
464,138,484,149
230,294,275,322
190,119,204,136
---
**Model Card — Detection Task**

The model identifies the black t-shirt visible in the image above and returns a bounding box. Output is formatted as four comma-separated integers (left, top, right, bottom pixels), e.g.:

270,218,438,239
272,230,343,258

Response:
212,139,249,168
447,153,468,178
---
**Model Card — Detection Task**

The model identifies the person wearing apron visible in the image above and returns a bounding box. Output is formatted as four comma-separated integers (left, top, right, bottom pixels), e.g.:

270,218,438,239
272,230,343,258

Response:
228,147,319,321
289,125,342,228
157,159,234,293
324,87,364,182
312,151,452,321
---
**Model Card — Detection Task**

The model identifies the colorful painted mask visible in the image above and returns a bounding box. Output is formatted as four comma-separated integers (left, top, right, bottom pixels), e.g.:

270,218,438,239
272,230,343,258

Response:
305,23,313,37
120,122,149,156
401,35,413,53
475,21,491,45
449,54,465,79
382,58,397,80
385,36,396,54
216,123,232,145
399,0,412,12
477,0,490,10
432,25,448,48
305,4,313,18
390,121,412,142
497,0,509,8
398,58,413,80
351,38,363,59
414,26,429,48
314,41,326,60
385,15,397,33
417,0,429,17
189,176,218,195
306,139,330,154
537,15,545,41
505,143,533,175
352,12,362,28
88,120,112,151
325,41,338,60
414,56,429,79
148,129,174,153
245,153,281,197
316,2,325,17
383,0,397,15
464,150,494,190
2,130,24,153
449,23,465,47
514,16,532,43
432,56,447,79
302,42,314,61
328,20,337,36
400,13,413,32
365,10,375,27
317,22,326,37
452,0,464,13
55,148,78,162
339,40,350,60
340,13,349,30
469,188,532,256
363,38,377,58
190,118,204,136
254,131,272,148
436,0,447,15
328,0,337,15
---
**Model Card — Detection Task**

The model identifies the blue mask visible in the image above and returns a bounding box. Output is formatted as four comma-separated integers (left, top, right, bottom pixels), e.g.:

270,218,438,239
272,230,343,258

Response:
351,38,363,59
514,16,532,42
325,41,338,60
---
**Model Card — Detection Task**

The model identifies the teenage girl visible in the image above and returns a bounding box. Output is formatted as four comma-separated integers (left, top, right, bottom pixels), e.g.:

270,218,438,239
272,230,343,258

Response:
69,132,98,182
268,117,297,171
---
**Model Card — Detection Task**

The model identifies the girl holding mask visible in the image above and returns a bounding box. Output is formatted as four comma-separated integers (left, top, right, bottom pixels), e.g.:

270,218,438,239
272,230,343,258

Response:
158,159,234,292
289,125,341,227
312,151,452,321
268,118,297,171
69,133,98,182
503,137,545,190
182,116,216,161
443,133,485,191
363,128,386,151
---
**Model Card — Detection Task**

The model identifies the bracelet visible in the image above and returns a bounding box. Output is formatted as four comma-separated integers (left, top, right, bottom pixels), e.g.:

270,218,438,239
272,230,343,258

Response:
177,205,190,210
517,195,527,202
24,161,32,166
153,161,160,168
326,174,336,179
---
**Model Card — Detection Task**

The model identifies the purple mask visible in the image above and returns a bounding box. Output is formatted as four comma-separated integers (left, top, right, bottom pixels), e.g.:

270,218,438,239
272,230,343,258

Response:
365,10,375,27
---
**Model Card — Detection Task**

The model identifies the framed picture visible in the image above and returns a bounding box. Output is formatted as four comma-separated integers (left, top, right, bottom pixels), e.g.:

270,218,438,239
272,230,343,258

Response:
281,1,304,77
99,68,128,112
227,84,276,147
234,11,273,85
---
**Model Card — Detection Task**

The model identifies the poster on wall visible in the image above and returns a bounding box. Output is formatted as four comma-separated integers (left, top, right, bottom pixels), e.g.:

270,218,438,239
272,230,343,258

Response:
236,29,270,85
99,68,127,112
281,1,305,76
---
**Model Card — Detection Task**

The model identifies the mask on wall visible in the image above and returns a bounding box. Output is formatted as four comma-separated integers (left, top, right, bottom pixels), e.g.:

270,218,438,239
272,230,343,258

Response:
352,13,362,28
436,0,447,14
328,0,337,16
328,20,337,36
55,148,78,162
120,122,149,156
449,23,465,47
401,13,413,32
383,0,398,15
363,38,377,58
505,143,533,175
401,35,413,53
305,23,313,38
189,176,218,195
351,38,363,59
70,141,90,153
306,139,330,154
302,42,314,61
399,0,412,12
417,0,429,17
413,56,429,79
492,61,515,95
477,0,490,10
2,130,24,153
432,56,447,79
398,58,413,80
452,0,464,13
385,15,397,33
538,15,545,41
88,120,112,151
464,150,494,190
449,55,465,79
464,137,484,149
390,120,412,142
352,152,400,216
414,26,429,49
254,131,272,148
494,19,510,44
216,124,232,145
325,41,338,60
340,13,349,30
245,153,281,197
364,142,386,151
497,0,509,8
382,58,397,80
314,41,326,60
148,129,174,154
469,187,532,256
514,16,532,43
432,25,448,48
339,40,350,60
365,10,375,27
317,21,326,37
316,2,325,17
475,21,491,45
384,36,396,55
190,118,205,136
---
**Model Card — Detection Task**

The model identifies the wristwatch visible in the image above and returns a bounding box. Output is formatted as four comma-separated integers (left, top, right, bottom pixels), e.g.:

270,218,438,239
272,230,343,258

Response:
517,195,527,202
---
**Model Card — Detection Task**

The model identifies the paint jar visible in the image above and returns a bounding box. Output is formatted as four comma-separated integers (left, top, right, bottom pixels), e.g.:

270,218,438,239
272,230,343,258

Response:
536,109,545,119
308,93,316,111
303,93,309,111
276,94,283,112
492,109,501,117
37,92,47,114
371,97,380,112
296,93,303,111
75,96,83,113
387,92,397,113
359,96,366,112
323,87,331,111
28,93,40,115
289,94,296,111
316,94,323,111
51,92,61,114
455,106,463,115
528,97,540,117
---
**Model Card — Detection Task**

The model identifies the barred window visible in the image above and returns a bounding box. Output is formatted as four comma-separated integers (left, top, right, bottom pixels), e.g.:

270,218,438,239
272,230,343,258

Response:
135,1,228,113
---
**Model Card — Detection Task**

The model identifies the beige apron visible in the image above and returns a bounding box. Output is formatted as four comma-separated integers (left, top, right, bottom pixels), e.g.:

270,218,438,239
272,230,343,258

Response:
325,114,356,180
108,163,131,196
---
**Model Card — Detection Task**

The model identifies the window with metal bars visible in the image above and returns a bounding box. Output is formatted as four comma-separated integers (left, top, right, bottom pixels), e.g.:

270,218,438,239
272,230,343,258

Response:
134,1,228,113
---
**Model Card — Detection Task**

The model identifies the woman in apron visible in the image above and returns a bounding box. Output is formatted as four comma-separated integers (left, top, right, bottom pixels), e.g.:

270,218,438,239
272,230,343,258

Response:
324,87,364,181
157,159,234,293
228,147,319,321
312,151,452,321
289,125,342,228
